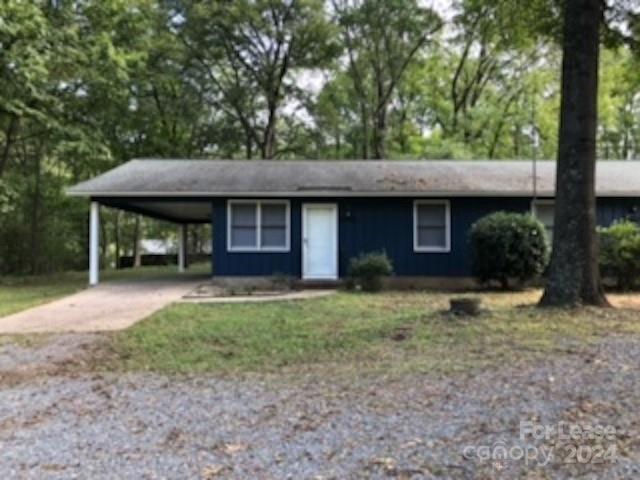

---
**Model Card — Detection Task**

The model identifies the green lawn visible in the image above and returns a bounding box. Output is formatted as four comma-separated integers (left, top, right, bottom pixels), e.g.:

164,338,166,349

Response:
0,272,85,318
106,290,640,376
0,263,210,318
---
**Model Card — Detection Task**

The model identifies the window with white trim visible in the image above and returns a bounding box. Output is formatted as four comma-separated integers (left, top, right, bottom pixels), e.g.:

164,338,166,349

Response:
414,200,450,252
227,200,290,251
532,200,554,240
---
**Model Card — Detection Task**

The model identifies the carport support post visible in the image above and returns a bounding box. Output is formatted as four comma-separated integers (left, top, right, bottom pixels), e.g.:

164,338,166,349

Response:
89,201,100,286
178,224,187,273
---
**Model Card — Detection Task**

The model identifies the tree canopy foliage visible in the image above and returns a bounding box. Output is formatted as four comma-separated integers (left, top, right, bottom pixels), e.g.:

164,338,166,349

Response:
0,0,639,275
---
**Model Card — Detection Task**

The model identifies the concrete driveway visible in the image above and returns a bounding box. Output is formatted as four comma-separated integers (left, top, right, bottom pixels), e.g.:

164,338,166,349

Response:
0,278,201,334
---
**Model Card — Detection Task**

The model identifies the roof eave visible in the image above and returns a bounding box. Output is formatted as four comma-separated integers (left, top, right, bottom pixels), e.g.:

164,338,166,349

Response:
67,190,640,198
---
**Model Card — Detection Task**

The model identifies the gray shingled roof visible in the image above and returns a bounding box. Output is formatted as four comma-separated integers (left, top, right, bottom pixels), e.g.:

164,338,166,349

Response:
67,159,640,197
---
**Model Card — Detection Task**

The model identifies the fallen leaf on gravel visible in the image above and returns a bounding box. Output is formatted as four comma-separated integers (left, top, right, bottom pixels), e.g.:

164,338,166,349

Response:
400,438,424,449
163,428,185,446
201,464,227,479
371,456,397,473
222,442,248,455
579,400,594,413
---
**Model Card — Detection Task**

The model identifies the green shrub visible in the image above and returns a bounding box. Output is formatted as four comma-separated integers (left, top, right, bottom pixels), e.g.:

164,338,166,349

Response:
470,212,550,289
598,220,640,290
347,251,394,292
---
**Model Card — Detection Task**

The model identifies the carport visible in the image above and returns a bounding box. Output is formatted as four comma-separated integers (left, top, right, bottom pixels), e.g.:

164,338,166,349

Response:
77,197,212,286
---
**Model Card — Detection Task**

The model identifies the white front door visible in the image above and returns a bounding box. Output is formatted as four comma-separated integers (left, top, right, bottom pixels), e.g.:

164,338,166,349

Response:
302,204,338,280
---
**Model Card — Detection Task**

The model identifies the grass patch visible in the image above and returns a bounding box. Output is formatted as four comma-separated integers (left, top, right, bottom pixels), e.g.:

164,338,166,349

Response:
0,272,85,318
106,290,640,376
0,263,210,318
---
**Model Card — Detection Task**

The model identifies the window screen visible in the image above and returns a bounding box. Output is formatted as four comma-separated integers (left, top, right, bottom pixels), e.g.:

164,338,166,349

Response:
230,203,257,248
415,202,449,250
260,203,287,248
228,201,289,250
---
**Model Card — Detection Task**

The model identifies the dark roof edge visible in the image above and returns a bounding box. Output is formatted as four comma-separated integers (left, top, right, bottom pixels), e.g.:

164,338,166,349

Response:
67,190,638,198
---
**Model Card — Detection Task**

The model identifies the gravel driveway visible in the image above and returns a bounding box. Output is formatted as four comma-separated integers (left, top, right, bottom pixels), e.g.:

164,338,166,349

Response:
0,334,638,479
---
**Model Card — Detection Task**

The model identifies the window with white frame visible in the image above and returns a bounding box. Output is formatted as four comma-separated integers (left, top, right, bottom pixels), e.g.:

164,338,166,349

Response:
532,200,554,240
227,200,290,251
414,200,451,252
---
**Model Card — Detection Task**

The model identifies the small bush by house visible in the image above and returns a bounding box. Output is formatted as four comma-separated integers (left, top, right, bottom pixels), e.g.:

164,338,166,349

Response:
470,212,550,289
598,220,640,290
347,251,393,292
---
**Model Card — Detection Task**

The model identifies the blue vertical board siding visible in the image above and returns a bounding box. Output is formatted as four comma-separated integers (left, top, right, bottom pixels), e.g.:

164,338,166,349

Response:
212,198,302,276
212,196,640,278
337,197,529,277
596,198,639,226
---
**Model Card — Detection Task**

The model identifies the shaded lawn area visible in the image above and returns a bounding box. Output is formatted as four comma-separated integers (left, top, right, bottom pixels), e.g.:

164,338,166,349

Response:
106,290,640,376
0,263,210,318
0,272,86,318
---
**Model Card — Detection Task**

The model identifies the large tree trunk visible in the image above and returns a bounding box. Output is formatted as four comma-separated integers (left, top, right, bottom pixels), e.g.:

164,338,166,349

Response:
245,136,253,159
539,0,609,307
262,103,277,159
359,102,369,159
371,76,387,159
372,100,388,159
0,115,18,177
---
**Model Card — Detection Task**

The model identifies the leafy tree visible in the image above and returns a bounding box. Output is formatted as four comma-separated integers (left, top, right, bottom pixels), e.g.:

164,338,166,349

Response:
177,0,339,159
1,0,640,277
598,49,640,159
332,0,441,159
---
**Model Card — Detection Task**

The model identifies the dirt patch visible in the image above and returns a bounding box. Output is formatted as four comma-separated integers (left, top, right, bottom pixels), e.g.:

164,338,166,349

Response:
0,333,101,387
181,288,336,304
609,292,640,310
184,277,303,300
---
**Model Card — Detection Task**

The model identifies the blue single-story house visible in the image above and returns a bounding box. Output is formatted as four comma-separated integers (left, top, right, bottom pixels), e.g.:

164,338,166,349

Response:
68,159,640,285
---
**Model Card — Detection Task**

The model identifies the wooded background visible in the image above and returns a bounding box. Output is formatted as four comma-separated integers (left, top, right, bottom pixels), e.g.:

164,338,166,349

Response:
1,0,638,275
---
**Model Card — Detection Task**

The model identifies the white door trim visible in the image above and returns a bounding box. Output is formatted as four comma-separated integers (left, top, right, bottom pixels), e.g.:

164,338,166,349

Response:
302,203,339,280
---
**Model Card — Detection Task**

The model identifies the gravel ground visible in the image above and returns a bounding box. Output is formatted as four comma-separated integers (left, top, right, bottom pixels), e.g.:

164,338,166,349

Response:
0,335,638,479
